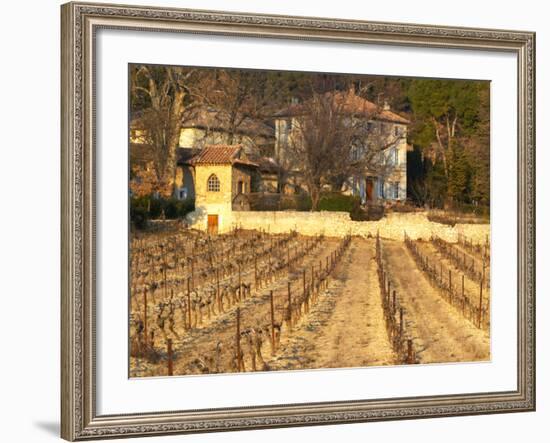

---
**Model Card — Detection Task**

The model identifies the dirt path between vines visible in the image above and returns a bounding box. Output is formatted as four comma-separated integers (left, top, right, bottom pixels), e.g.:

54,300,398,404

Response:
268,238,396,371
381,240,490,364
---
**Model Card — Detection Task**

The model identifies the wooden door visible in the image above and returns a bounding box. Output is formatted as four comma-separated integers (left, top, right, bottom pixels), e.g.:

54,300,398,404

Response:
366,178,374,201
207,214,219,235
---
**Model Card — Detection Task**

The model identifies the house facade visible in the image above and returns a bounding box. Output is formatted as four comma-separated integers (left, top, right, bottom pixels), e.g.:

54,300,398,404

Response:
186,145,258,234
273,90,410,204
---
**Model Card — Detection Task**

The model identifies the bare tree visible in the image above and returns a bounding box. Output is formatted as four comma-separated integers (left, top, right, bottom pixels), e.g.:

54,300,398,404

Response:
286,89,401,209
183,70,262,143
188,69,297,153
131,65,197,196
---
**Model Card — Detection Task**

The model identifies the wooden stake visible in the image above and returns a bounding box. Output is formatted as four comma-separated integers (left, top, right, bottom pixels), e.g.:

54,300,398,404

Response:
187,277,191,329
270,290,275,354
478,279,484,328
238,264,242,301
191,258,195,290
407,339,414,364
254,256,258,289
462,274,465,315
287,244,290,274
399,307,404,339
167,339,173,376
287,282,292,328
216,268,220,309
236,308,242,372
143,288,148,347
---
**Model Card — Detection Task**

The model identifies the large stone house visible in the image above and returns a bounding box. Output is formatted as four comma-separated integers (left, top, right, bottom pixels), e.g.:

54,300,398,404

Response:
273,89,410,203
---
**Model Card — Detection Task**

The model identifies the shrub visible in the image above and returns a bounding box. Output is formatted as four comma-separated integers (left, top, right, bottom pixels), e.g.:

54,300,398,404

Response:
365,204,385,221
295,194,312,211
277,194,312,211
130,195,195,230
158,197,195,219
427,211,488,226
317,193,359,213
164,198,183,219
451,202,490,218
350,199,368,221
389,202,419,213
149,197,164,219
278,196,295,211
250,193,281,211
130,195,150,229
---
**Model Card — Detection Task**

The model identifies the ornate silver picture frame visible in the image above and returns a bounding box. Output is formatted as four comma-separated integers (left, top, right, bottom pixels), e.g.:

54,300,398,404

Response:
61,1,535,440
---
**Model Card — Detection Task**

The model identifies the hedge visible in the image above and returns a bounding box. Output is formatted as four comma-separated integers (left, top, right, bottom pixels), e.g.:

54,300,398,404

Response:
130,195,195,229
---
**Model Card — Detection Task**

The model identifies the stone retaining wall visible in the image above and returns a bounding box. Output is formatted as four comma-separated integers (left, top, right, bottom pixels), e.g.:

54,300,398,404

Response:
229,211,489,243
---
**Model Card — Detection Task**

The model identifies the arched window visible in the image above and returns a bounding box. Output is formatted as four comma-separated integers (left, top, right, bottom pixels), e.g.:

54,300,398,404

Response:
207,174,220,192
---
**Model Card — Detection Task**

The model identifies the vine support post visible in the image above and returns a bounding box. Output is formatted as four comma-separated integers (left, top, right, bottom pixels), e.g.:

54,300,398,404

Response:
270,290,276,354
287,282,292,330
478,279,484,328
236,308,243,372
462,274,466,315
187,277,191,329
166,339,173,376
143,288,148,347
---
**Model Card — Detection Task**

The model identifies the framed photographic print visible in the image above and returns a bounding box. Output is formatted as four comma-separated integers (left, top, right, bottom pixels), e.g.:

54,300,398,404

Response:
61,1,536,440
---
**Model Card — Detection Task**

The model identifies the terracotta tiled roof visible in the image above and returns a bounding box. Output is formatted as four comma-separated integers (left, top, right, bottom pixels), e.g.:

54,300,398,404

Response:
274,90,410,125
190,145,240,164
189,145,259,168
181,106,275,138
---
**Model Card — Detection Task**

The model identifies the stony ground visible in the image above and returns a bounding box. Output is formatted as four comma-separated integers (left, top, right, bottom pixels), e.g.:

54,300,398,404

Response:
130,234,491,377
268,238,397,371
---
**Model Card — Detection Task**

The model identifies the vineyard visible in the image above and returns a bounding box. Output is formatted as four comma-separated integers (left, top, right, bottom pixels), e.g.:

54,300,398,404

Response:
129,227,490,377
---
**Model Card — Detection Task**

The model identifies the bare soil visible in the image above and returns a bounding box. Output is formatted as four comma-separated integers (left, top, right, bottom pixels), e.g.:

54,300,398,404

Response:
268,238,396,371
380,240,490,364
130,231,491,377
416,241,490,305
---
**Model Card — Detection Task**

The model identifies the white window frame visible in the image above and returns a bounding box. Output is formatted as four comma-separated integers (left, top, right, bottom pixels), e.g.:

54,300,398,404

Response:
386,147,398,166
392,181,399,199
377,178,385,199
207,174,220,192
